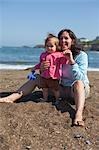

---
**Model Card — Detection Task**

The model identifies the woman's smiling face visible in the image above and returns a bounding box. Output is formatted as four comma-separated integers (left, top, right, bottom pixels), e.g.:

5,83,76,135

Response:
59,31,73,51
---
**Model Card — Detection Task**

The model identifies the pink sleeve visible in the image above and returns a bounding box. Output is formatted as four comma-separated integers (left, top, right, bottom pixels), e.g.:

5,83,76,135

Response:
34,63,41,70
59,53,67,64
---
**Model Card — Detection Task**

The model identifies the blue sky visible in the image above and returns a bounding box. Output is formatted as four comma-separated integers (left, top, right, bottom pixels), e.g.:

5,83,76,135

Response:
0,0,99,46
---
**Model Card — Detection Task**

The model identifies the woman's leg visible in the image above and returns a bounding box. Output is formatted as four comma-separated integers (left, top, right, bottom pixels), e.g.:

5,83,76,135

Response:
0,75,40,103
59,82,86,126
17,80,37,96
73,80,85,126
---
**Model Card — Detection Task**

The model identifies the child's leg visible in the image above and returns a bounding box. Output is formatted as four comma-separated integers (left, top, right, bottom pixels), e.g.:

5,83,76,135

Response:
42,88,48,102
53,89,60,100
52,89,62,105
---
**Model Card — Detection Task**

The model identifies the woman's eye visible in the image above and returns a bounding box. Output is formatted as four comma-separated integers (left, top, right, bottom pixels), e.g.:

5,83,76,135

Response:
47,45,53,48
60,37,68,40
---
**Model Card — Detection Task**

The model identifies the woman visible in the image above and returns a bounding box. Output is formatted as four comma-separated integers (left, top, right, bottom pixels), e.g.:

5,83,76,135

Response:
0,29,90,126
57,29,90,126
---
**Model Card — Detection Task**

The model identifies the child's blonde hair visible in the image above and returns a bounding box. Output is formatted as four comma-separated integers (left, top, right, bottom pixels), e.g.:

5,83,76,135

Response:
45,34,60,51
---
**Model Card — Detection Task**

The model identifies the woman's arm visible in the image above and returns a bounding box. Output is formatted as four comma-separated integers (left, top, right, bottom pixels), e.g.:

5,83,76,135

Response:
71,52,88,80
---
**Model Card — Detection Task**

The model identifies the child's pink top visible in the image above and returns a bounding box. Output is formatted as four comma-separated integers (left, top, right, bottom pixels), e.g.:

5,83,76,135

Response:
34,51,68,79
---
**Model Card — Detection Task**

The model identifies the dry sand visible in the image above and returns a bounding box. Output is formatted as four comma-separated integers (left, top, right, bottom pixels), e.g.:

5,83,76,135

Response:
0,70,99,150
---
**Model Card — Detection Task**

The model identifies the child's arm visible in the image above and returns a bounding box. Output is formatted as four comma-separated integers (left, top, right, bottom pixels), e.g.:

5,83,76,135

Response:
33,63,41,70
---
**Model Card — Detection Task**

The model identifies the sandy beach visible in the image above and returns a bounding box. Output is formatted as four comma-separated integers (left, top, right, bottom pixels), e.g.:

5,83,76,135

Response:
0,70,99,150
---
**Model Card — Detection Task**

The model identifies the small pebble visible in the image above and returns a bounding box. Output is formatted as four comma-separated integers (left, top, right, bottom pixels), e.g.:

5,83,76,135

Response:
74,134,83,139
26,145,31,149
86,140,92,145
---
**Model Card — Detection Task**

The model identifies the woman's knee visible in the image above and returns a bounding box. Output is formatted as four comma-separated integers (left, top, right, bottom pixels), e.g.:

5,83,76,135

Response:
73,80,84,91
74,80,84,88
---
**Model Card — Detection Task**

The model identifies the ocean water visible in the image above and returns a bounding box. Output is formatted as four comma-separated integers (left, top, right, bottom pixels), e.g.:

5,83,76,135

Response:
0,47,99,71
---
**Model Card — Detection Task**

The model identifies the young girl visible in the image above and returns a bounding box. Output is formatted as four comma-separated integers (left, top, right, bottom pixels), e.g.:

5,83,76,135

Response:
31,34,68,101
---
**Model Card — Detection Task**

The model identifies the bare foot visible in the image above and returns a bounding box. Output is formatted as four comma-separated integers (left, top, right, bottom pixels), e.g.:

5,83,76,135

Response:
0,91,23,103
73,112,84,127
73,120,84,127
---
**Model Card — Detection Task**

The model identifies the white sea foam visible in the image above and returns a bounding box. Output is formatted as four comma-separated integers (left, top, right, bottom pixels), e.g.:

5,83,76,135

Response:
0,64,99,71
88,68,99,71
0,64,33,70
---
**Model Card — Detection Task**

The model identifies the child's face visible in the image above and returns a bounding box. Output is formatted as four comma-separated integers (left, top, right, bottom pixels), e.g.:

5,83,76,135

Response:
59,31,73,51
45,39,57,53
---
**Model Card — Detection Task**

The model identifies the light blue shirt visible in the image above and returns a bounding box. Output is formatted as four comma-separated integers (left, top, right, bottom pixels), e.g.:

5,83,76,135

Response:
61,51,89,87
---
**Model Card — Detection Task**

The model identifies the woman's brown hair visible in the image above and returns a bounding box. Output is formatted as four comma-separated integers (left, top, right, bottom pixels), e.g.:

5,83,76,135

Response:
58,29,82,57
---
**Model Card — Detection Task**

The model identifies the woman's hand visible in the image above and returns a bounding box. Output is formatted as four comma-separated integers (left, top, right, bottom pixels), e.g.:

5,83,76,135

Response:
63,49,75,65
40,60,50,73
